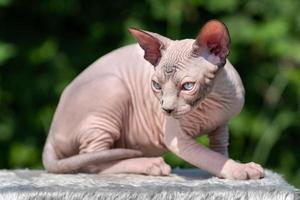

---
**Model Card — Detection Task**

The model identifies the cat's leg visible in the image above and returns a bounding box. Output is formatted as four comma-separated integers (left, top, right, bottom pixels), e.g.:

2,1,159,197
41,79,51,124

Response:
207,124,265,179
77,126,171,176
164,116,264,180
208,124,229,157
82,156,171,176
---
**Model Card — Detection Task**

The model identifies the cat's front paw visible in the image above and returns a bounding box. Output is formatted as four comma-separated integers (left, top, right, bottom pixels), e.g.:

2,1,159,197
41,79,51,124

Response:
220,159,265,180
143,157,172,176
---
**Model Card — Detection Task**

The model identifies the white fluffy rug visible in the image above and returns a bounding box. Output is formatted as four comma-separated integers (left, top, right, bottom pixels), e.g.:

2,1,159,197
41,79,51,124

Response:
0,169,298,200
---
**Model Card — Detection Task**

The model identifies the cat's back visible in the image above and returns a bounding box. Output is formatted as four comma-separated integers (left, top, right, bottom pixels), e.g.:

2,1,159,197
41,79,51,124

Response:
60,43,158,119
56,43,158,128
48,44,164,155
67,43,160,122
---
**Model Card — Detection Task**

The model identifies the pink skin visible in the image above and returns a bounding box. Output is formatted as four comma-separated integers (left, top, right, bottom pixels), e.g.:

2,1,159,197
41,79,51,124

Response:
42,20,264,180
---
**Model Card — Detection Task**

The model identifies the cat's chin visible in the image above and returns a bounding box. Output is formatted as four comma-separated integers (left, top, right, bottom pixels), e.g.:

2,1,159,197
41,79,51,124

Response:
171,106,193,119
172,114,185,119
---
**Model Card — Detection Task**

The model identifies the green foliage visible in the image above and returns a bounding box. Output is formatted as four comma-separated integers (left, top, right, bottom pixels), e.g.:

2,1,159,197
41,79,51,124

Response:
0,0,299,187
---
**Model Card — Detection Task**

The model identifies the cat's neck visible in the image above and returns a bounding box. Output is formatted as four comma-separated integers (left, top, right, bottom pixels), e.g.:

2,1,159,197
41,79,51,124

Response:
206,60,245,115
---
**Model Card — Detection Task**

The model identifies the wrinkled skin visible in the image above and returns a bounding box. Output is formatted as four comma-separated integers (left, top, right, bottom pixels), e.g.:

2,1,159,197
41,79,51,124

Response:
42,20,264,180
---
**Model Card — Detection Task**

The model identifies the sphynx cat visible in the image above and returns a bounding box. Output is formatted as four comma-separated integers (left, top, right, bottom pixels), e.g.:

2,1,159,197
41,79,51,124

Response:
43,20,264,180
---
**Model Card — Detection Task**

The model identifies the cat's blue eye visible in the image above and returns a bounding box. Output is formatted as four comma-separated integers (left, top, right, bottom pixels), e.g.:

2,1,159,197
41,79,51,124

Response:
152,80,161,91
182,82,195,91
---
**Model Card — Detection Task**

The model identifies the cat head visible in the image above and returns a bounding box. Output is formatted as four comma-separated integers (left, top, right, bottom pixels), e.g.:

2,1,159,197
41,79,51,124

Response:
129,20,230,118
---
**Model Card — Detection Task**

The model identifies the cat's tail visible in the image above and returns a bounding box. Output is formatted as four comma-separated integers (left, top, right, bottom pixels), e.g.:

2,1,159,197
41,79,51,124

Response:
42,139,143,173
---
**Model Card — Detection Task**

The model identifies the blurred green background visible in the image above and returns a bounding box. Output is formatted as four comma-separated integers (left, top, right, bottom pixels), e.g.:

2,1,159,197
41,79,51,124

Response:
0,0,299,187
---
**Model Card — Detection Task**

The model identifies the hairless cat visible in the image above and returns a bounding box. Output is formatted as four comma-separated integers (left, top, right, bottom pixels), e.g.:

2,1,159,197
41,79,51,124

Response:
43,20,264,180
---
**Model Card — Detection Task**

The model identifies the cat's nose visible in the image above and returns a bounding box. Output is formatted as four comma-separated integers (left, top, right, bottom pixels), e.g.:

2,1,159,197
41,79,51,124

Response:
162,108,174,114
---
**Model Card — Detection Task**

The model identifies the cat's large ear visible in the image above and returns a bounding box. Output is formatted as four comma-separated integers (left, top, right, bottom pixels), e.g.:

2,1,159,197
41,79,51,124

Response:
193,20,230,67
128,28,170,66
